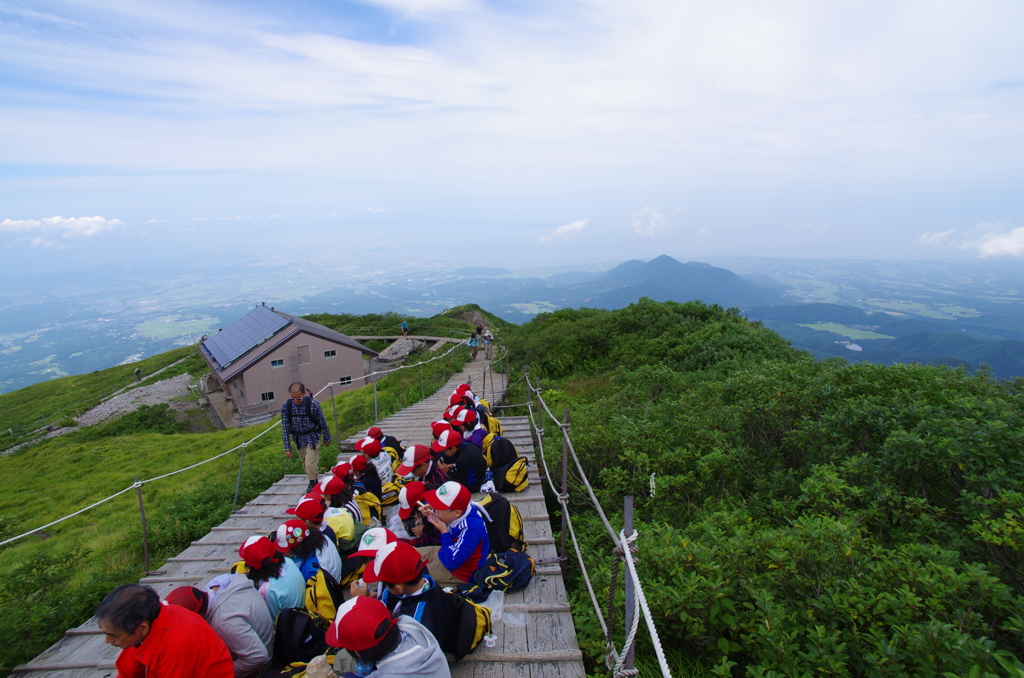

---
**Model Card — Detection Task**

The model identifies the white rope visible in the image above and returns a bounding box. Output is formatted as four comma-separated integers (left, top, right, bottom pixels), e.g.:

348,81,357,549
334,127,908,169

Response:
620,528,672,678
526,403,611,640
0,485,137,547
526,375,619,543
527,377,672,678
1,419,283,547
140,420,280,484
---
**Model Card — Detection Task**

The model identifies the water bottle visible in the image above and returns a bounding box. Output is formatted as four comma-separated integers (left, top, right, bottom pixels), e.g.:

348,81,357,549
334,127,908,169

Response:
484,468,493,482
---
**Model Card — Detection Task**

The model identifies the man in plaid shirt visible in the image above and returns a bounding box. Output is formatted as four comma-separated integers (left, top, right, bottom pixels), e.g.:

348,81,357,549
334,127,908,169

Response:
281,381,332,492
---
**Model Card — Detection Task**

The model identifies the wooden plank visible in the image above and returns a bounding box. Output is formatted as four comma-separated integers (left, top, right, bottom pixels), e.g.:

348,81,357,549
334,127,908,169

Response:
458,651,583,663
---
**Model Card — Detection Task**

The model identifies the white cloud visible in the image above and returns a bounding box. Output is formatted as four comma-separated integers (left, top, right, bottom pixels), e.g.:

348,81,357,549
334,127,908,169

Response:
356,208,390,214
918,229,955,245
539,218,589,243
266,214,281,219
918,221,1024,257
630,207,668,238
974,224,1024,257
0,215,122,237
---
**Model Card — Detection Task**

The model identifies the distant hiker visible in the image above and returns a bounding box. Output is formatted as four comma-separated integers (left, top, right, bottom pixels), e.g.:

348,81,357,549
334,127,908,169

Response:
281,382,332,493
467,333,479,360
401,320,409,336
134,367,142,383
475,325,483,335
96,583,233,678
165,579,275,678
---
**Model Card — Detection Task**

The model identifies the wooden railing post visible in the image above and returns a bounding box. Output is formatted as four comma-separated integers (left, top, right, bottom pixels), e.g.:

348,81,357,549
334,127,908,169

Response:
135,478,150,573
624,495,635,671
561,407,570,580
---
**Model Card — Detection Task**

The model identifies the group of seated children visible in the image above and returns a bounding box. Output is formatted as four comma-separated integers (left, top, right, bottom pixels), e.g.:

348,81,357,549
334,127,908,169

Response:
95,382,521,678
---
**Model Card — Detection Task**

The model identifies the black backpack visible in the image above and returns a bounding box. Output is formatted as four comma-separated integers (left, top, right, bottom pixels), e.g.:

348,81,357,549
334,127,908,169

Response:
487,436,518,472
273,607,328,667
285,397,320,436
477,493,527,553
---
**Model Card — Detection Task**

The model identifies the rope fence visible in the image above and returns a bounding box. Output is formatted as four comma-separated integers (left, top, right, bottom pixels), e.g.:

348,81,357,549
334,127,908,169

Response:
525,373,672,678
0,338,505,552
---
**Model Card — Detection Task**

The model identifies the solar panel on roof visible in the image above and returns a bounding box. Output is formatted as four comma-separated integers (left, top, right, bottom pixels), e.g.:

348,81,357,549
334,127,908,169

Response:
203,306,290,369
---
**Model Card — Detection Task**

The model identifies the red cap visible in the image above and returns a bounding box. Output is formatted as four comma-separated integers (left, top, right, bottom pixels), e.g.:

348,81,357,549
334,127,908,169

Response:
274,519,311,552
239,535,282,568
430,428,461,453
448,393,463,407
396,445,431,476
367,426,383,439
326,596,397,651
312,475,349,497
330,462,353,479
348,455,368,472
424,481,471,512
349,527,398,557
359,437,382,457
361,541,428,584
456,383,471,394
164,586,208,615
454,408,478,426
286,495,327,522
442,405,460,421
397,481,426,520
431,420,453,438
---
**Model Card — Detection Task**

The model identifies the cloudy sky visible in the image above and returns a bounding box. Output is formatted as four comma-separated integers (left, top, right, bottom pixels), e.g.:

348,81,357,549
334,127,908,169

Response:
1,0,1022,269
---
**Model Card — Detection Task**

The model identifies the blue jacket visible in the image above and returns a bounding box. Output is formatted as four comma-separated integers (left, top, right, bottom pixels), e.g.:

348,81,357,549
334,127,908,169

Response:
438,504,490,582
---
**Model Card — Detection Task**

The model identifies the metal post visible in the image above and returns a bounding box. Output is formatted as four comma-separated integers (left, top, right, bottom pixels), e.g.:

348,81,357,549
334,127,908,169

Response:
329,383,340,441
560,408,569,580
135,478,150,573
373,378,378,422
420,364,425,399
232,440,248,512
483,362,487,401
624,496,636,671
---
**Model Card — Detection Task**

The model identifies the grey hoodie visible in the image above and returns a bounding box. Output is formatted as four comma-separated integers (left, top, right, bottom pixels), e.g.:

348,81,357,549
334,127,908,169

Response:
206,573,275,677
369,616,451,678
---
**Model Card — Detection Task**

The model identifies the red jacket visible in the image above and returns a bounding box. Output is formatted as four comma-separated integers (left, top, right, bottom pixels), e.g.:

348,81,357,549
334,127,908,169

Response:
116,603,234,678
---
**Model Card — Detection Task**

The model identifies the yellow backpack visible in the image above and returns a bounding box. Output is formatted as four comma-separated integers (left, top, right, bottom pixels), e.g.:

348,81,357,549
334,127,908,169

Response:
304,569,345,626
379,480,402,506
495,457,529,493
354,491,382,527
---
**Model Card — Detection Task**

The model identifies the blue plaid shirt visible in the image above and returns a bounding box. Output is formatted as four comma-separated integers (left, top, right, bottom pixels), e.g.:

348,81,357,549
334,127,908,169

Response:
280,397,332,451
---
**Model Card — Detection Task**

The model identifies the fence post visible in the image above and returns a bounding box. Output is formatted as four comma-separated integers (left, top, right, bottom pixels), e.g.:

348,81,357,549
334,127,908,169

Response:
561,407,569,580
135,478,150,573
232,440,248,513
373,378,378,422
624,495,636,671
329,383,340,441
420,364,425,399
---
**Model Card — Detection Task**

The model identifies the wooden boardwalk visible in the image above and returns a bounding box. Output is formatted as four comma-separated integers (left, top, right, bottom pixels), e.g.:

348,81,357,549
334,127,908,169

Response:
13,354,584,678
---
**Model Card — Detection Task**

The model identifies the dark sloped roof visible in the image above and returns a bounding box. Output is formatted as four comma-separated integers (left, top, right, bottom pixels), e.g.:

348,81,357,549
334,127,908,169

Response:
203,306,289,368
204,308,378,380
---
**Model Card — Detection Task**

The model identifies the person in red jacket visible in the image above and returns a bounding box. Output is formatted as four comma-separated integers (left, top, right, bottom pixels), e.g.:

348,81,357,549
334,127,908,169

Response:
96,583,233,678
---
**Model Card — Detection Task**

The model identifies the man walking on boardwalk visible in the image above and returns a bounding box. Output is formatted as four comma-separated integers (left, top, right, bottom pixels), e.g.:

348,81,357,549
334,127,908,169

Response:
281,382,332,492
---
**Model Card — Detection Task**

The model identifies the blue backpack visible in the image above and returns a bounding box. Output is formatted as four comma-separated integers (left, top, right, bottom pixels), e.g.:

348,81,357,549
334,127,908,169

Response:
458,549,535,603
